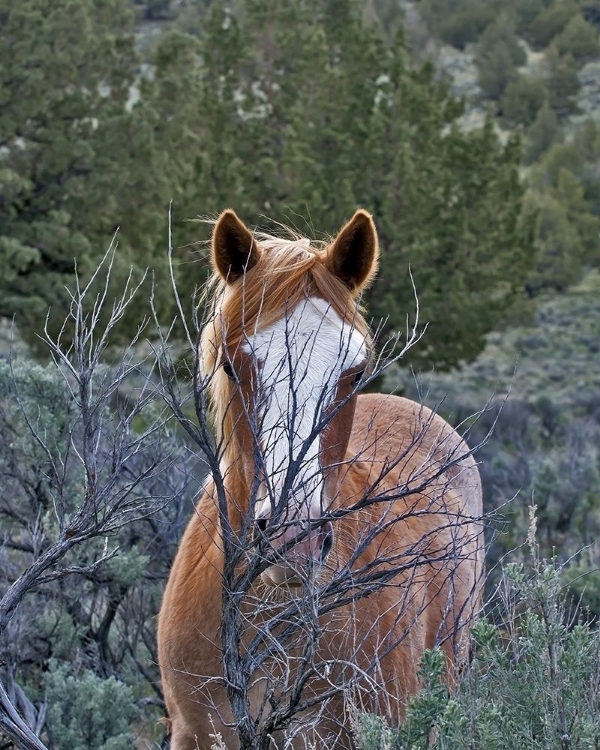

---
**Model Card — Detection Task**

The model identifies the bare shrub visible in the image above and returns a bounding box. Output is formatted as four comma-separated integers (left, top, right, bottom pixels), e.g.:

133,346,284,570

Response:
0,242,201,749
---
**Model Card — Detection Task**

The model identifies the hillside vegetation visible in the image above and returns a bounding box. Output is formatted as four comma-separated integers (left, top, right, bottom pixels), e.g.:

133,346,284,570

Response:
393,0,600,598
1,0,600,748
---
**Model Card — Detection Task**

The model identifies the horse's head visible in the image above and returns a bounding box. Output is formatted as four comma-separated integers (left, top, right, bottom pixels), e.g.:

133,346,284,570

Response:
201,209,379,587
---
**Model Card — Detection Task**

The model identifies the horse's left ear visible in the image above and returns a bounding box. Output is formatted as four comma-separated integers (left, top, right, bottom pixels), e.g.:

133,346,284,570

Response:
212,209,262,283
325,210,379,293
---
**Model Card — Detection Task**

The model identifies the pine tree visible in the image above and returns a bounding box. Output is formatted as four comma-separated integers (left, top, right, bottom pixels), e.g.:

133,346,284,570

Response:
475,15,526,101
553,13,600,62
545,49,581,117
526,0,579,50
524,100,563,164
173,0,535,370
0,0,177,348
501,75,548,127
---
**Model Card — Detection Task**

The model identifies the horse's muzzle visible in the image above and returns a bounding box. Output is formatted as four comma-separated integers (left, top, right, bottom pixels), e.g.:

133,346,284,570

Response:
258,520,333,588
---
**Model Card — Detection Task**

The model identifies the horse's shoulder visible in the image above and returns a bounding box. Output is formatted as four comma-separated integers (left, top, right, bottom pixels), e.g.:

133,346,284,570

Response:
351,392,482,515
351,392,452,454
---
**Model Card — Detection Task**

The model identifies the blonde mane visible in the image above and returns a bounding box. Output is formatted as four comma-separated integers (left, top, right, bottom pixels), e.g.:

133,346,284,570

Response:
199,231,373,470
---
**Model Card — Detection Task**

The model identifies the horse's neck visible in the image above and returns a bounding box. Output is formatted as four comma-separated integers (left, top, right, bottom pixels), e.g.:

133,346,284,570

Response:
219,456,252,531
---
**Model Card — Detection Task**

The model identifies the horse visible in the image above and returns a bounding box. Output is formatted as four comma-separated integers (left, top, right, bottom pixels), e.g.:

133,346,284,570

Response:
157,209,484,749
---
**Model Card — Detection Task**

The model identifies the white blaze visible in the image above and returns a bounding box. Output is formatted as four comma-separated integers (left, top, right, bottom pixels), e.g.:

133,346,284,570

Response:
243,297,367,521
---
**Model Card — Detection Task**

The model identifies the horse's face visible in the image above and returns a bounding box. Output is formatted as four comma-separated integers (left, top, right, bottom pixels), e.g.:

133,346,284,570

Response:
209,210,378,587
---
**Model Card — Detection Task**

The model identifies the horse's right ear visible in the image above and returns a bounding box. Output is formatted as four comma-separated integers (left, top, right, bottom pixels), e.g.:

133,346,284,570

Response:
212,210,261,283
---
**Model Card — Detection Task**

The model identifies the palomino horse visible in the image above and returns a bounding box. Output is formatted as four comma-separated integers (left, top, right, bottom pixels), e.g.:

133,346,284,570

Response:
158,210,483,749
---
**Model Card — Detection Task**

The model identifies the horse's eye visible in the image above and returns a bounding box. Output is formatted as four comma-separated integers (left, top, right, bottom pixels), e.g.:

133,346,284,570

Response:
352,369,366,386
222,361,235,379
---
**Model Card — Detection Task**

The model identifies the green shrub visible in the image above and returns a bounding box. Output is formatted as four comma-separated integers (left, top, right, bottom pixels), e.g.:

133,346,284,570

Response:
358,533,600,749
527,0,580,49
545,49,581,116
524,170,600,293
500,75,548,127
535,141,585,187
514,0,548,36
45,662,137,750
0,353,197,747
475,17,526,100
418,0,496,49
552,13,600,62
572,117,600,162
524,99,563,163
523,101,563,164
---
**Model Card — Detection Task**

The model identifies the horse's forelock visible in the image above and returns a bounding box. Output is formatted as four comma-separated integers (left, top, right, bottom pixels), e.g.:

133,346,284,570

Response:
201,234,370,362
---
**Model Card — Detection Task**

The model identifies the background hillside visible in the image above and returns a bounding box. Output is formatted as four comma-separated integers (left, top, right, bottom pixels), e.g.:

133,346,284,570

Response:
385,0,600,597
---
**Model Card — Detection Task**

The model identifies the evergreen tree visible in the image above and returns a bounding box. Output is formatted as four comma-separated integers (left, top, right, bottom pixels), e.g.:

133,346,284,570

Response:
0,0,177,348
524,100,563,164
572,117,600,162
545,48,581,116
419,0,496,50
534,141,585,186
514,0,547,36
500,75,548,127
572,118,600,216
1,0,535,371
173,0,535,370
475,16,526,101
526,0,579,49
525,166,600,293
552,13,600,62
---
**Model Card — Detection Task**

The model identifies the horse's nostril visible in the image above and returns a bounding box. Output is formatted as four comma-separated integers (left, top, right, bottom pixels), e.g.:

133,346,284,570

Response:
256,517,268,535
320,522,334,562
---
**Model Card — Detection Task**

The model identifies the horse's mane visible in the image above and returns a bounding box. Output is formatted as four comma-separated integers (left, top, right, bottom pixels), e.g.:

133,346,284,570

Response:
199,229,372,470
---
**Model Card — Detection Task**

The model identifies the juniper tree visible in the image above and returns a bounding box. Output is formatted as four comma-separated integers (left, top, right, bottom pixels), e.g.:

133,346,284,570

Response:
169,0,535,371
0,0,178,350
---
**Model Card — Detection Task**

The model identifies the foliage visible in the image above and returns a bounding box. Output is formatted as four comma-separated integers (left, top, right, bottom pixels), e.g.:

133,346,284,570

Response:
525,136,600,288
356,649,451,749
0,0,180,352
551,13,600,61
525,171,599,293
474,16,526,100
44,662,136,750
358,540,600,749
570,118,600,221
514,0,552,36
0,259,200,748
387,267,600,613
526,0,580,49
500,75,548,127
0,0,535,372
534,141,585,186
2,0,599,744
523,100,563,164
418,0,497,49
159,0,534,370
544,48,582,116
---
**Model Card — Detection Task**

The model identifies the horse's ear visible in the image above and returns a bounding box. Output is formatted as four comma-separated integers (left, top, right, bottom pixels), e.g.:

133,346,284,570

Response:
212,209,261,283
326,210,379,292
